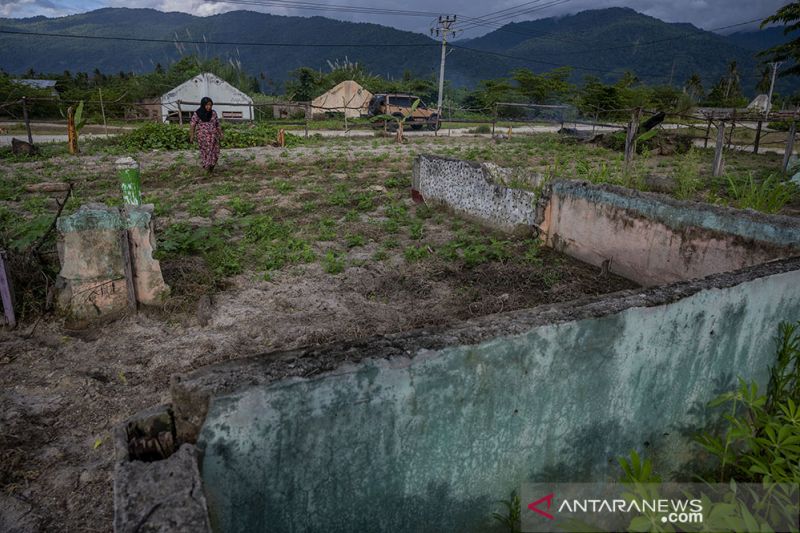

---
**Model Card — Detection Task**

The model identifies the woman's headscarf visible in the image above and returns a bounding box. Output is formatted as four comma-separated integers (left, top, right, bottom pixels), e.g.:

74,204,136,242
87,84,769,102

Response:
196,97,213,122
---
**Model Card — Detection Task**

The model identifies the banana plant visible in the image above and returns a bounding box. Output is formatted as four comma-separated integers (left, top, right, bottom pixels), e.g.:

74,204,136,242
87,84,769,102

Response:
67,100,86,154
370,98,420,143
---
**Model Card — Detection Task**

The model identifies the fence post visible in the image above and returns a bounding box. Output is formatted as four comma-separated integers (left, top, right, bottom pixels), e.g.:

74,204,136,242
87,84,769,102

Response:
704,118,712,149
712,120,726,177
67,105,78,155
0,250,15,328
22,96,33,145
491,104,497,136
624,108,641,169
782,121,796,173
304,103,309,139
727,110,736,150
99,87,109,139
753,120,763,154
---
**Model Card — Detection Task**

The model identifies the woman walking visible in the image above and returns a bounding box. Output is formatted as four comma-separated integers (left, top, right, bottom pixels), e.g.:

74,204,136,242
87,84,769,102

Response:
189,97,223,174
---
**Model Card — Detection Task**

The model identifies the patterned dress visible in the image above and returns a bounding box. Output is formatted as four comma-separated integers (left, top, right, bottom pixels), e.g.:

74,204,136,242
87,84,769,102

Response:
191,110,222,169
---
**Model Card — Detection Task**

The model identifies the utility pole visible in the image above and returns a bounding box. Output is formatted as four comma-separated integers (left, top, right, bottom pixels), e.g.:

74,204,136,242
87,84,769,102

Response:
766,61,782,117
431,15,457,114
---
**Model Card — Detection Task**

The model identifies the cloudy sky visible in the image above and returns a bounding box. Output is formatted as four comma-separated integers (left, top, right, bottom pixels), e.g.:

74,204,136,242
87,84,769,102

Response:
0,0,789,36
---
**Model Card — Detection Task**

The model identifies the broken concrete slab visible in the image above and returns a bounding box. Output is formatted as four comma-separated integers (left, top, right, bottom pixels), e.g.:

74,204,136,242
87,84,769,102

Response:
113,444,211,533
56,203,170,328
55,204,129,328
124,205,169,306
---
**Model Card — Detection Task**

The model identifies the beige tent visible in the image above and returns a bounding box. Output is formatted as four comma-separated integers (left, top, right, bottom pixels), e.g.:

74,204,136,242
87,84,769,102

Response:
311,80,373,118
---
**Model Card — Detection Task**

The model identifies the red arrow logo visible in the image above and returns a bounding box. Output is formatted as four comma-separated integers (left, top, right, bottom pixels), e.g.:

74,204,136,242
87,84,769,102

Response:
528,493,555,520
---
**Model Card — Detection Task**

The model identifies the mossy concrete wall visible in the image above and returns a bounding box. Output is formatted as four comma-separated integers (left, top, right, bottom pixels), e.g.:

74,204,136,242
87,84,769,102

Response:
542,181,800,286
192,258,800,533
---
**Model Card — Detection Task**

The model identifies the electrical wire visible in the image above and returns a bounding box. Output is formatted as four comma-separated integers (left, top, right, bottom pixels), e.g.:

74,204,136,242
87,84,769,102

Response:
0,29,439,48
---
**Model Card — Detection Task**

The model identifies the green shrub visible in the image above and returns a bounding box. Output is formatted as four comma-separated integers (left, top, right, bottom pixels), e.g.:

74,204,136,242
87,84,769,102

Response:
403,245,429,262
322,250,345,274
117,123,190,151
115,121,303,152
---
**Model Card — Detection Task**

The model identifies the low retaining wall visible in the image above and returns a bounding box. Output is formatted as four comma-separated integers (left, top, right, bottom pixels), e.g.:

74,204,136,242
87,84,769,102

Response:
118,258,800,533
543,181,800,286
413,155,800,286
412,155,544,232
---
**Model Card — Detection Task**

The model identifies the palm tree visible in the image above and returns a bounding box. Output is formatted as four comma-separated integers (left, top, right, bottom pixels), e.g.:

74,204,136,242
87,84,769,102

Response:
760,2,800,76
685,73,704,101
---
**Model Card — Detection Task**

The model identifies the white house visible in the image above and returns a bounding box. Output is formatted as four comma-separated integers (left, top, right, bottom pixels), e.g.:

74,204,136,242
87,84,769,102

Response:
160,73,253,122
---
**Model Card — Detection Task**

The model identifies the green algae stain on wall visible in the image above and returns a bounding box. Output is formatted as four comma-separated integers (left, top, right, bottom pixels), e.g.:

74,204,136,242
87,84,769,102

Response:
198,269,800,533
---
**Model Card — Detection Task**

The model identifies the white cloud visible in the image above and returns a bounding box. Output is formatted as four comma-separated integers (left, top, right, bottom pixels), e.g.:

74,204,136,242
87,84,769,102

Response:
1,0,66,17
2,0,789,36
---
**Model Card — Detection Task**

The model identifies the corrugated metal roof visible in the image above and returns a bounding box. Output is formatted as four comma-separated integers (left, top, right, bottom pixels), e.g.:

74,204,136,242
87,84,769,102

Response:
14,79,58,89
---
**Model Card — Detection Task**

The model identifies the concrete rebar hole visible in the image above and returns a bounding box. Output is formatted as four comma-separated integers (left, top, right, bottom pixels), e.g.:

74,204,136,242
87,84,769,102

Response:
124,408,177,462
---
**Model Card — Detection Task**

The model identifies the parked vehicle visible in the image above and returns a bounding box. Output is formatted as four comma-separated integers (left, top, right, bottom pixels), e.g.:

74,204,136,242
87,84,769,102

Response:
368,94,439,131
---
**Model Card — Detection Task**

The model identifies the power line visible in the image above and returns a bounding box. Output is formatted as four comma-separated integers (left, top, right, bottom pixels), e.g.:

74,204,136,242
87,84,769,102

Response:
458,0,574,33
0,26,608,74
202,0,447,18
0,29,439,48
449,43,610,73
543,17,767,56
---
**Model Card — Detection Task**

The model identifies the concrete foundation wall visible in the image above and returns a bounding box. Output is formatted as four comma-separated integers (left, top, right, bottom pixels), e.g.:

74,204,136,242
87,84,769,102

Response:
543,181,800,286
194,258,800,533
412,155,543,232
413,155,800,286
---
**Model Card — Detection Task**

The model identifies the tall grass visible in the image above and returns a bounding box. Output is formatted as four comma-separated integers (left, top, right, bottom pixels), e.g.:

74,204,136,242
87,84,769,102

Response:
725,172,798,214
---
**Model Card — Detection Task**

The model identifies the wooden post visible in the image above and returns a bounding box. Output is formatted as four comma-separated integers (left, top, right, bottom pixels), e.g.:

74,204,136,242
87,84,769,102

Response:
624,108,641,169
99,87,109,139
119,230,137,311
704,118,712,149
712,120,726,177
0,250,16,328
178,100,183,125
753,120,763,154
727,110,736,150
67,105,78,155
491,104,497,136
304,103,309,139
22,96,33,145
782,121,796,173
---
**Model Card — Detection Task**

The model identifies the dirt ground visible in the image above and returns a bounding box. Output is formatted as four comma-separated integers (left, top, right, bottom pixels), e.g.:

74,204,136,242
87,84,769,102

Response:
2,132,785,531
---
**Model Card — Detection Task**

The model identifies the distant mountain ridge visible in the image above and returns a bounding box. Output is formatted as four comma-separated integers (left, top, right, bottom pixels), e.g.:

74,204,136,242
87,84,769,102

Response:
0,7,794,95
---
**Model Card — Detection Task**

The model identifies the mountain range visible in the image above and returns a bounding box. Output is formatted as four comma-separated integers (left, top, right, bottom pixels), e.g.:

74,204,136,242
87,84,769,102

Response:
0,7,794,96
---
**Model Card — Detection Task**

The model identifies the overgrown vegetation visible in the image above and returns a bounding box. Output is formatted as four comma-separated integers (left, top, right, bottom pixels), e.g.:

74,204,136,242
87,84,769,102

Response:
115,122,301,152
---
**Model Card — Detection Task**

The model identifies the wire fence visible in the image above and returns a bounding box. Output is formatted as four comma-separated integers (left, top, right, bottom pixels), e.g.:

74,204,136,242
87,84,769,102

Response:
3,96,799,173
